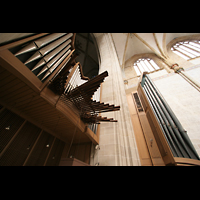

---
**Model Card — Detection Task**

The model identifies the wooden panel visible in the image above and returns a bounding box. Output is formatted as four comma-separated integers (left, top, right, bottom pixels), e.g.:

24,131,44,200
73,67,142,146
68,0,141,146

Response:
0,121,41,166
174,157,200,166
146,111,167,157
0,50,42,93
139,113,165,166
137,83,175,165
0,76,17,90
0,85,32,104
25,131,54,166
0,109,25,154
59,158,90,166
84,142,92,164
138,86,147,112
126,93,152,166
5,90,34,106
0,56,98,146
0,33,49,51
126,94,137,115
68,142,92,164
131,115,152,166
45,138,65,166
0,107,69,166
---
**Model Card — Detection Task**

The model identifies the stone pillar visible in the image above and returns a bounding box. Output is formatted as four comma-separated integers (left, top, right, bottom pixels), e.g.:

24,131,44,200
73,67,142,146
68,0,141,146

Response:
170,63,200,92
160,57,200,92
92,33,141,166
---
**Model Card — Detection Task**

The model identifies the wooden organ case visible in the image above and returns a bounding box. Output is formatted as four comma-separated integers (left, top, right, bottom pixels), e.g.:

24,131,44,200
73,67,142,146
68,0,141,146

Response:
131,72,200,166
0,33,120,166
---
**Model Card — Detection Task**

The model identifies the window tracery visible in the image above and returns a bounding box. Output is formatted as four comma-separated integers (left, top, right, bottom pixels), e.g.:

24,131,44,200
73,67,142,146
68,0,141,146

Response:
133,58,160,76
171,40,200,60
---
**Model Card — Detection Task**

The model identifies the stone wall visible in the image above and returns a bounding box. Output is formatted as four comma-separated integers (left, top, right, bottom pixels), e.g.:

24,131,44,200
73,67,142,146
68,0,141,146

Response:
91,33,141,166
150,66,200,157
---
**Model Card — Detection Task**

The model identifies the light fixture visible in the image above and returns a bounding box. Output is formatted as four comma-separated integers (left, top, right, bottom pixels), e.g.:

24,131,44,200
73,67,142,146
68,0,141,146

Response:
46,144,50,147
5,126,10,130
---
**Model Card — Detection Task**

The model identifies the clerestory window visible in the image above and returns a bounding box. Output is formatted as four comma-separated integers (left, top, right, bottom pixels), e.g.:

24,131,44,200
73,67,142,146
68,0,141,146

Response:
171,40,200,60
133,58,160,76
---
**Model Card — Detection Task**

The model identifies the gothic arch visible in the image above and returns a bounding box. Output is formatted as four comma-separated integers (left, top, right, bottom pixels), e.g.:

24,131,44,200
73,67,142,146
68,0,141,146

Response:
125,53,169,73
166,34,200,66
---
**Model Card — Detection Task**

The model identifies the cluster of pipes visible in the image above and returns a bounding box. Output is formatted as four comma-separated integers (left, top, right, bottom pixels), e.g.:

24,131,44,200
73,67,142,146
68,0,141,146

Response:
141,74,200,160
14,33,73,81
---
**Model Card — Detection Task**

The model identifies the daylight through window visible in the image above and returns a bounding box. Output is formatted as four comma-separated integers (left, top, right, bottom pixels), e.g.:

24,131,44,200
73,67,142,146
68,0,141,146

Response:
133,58,160,76
171,40,200,60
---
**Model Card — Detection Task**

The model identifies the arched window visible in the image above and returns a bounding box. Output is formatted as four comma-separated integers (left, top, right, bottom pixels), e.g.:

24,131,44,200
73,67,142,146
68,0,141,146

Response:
171,40,200,60
133,58,160,76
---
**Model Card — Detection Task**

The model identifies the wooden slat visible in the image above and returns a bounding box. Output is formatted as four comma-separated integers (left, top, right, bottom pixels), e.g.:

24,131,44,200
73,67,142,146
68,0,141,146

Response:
5,90,34,106
0,82,29,98
0,33,49,51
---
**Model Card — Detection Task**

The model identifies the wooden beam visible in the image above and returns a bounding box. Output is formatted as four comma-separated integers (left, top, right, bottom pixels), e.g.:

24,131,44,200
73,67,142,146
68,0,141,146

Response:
0,33,49,52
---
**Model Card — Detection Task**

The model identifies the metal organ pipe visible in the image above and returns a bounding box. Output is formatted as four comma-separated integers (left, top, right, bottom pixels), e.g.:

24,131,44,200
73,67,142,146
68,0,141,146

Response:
25,33,72,65
15,33,67,56
41,49,71,81
143,82,183,157
37,45,71,77
64,65,87,94
145,78,191,158
32,40,72,71
141,74,200,160
145,74,200,159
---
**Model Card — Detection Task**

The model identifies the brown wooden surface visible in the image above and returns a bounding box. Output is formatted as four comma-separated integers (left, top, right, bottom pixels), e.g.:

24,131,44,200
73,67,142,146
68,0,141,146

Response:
136,74,200,166
0,59,98,145
0,33,49,51
137,83,175,165
126,93,152,166
174,157,200,166
59,158,90,166
138,112,165,166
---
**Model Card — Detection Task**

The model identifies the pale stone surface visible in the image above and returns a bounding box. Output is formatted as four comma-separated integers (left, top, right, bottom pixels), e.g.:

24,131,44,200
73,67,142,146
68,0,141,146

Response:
91,33,200,165
92,33,141,166
151,68,200,157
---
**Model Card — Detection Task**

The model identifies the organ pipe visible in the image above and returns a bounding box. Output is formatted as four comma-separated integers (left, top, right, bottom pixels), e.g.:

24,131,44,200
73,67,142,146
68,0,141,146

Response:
41,49,71,81
25,33,72,65
15,33,67,56
140,73,200,160
145,74,200,159
37,45,71,77
32,40,72,71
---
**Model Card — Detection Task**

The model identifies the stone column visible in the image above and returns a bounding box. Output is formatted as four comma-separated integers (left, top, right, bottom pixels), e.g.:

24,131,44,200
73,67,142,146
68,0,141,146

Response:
170,63,200,92
92,33,141,166
161,57,200,92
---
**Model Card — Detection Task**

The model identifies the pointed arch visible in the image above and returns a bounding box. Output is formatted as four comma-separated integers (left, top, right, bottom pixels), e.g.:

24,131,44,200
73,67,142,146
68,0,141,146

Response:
166,34,200,64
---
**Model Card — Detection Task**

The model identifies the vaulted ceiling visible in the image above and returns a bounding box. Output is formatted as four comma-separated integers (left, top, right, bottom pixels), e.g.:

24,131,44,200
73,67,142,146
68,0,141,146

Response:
1,33,199,76
111,33,200,67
